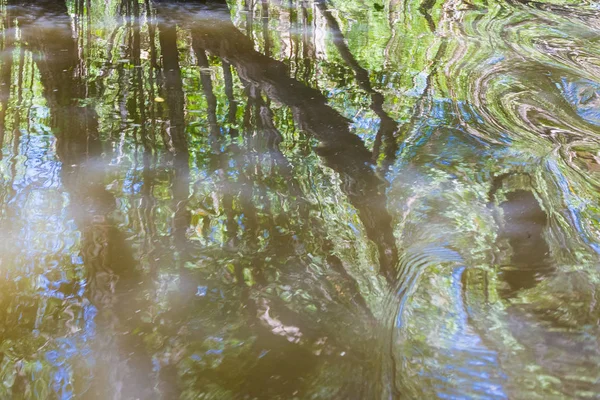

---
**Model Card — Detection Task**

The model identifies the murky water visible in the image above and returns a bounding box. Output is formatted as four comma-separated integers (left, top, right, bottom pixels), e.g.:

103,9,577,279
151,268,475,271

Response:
0,0,599,398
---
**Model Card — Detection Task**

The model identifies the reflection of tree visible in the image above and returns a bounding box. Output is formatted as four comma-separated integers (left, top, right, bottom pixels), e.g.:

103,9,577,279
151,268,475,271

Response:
1,0,408,397
9,1,156,397
315,0,399,171
122,4,391,397
157,13,194,290
0,10,13,156
190,7,376,396
185,1,399,284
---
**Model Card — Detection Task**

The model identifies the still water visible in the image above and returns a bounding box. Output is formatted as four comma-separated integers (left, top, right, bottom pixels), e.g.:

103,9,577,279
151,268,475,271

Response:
0,0,599,398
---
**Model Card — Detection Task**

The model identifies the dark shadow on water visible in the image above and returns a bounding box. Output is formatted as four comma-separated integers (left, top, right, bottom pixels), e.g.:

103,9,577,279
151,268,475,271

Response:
499,189,553,297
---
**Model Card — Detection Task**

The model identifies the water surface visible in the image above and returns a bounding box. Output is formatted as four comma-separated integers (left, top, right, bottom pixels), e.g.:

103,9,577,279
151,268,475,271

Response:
0,0,599,398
